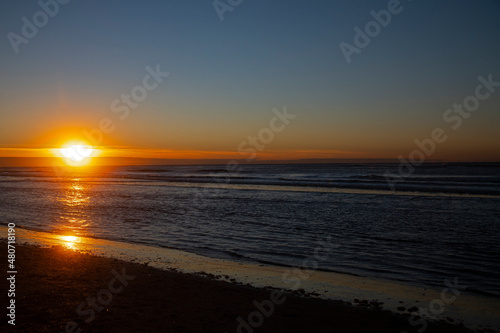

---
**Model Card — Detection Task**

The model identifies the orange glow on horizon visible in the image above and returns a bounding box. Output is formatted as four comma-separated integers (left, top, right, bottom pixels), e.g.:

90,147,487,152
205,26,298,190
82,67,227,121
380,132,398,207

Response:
1,146,376,161
0,146,499,166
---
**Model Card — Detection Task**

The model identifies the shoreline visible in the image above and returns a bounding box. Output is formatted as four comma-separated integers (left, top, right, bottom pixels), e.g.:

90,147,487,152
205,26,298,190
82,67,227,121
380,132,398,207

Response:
0,242,477,333
1,226,499,332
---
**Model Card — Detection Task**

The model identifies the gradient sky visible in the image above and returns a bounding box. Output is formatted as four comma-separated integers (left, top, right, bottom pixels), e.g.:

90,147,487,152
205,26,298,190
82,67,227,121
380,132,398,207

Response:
1,0,499,162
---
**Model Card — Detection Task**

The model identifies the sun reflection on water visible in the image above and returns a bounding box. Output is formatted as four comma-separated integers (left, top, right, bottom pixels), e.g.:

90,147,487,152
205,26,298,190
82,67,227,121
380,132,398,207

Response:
61,180,90,207
58,179,92,236
58,235,80,250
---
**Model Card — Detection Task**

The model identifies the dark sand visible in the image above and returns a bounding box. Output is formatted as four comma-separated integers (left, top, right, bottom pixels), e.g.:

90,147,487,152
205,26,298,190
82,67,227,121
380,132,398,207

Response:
1,242,473,333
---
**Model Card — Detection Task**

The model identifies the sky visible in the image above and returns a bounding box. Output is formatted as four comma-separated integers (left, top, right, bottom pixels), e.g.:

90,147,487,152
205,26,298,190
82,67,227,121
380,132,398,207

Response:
0,0,499,164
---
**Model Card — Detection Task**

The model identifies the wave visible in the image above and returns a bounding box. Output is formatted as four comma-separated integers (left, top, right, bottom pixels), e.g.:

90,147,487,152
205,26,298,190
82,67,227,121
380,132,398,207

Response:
2,163,500,196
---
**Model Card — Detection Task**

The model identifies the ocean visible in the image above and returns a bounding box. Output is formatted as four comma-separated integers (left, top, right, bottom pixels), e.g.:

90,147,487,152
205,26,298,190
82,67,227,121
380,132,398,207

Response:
1,162,499,298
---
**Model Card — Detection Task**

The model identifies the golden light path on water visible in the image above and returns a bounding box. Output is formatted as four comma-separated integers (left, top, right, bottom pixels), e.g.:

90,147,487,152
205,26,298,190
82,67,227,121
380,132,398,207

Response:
56,178,92,238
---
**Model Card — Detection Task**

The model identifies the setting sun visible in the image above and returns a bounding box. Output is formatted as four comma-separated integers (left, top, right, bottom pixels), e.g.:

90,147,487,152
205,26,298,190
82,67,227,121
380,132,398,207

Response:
59,143,95,167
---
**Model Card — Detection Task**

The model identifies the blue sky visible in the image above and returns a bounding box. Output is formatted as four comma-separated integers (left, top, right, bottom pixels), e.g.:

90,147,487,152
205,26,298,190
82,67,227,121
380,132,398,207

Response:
0,0,499,161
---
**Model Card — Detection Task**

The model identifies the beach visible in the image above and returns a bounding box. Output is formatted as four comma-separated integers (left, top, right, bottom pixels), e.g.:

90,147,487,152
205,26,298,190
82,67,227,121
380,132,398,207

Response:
4,226,500,333
1,240,477,333
2,0,500,331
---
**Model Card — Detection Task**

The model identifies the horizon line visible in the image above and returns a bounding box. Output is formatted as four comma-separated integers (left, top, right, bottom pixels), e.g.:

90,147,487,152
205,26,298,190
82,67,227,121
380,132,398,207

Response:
1,156,499,168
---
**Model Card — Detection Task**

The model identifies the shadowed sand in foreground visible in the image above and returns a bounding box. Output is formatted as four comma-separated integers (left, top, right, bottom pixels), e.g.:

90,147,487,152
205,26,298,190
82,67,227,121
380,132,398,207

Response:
0,242,476,333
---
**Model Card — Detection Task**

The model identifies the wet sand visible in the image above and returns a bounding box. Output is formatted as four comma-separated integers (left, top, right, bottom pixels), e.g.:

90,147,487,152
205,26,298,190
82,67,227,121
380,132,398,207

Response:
2,226,499,332
1,241,479,333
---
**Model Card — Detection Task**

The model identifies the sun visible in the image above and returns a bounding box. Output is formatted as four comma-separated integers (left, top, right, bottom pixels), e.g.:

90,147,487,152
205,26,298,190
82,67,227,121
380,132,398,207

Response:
59,143,95,167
